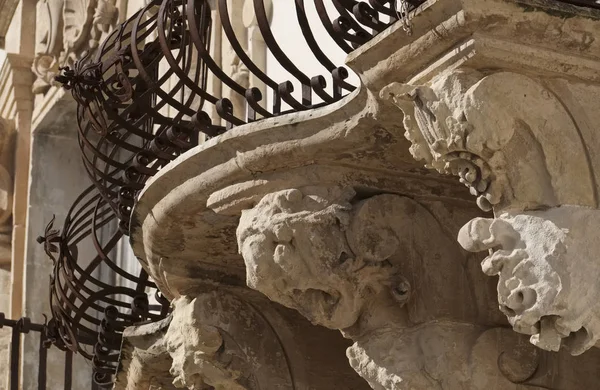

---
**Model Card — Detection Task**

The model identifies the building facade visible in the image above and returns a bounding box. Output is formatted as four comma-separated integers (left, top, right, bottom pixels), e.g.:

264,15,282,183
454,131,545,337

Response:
1,0,600,389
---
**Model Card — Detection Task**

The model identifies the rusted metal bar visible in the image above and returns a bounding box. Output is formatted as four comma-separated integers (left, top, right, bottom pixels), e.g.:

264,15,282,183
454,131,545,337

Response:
64,350,73,390
0,315,48,390
38,331,48,390
9,326,19,390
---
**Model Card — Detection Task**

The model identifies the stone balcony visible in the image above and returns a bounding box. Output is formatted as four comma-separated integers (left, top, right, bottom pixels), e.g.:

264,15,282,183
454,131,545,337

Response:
53,0,600,388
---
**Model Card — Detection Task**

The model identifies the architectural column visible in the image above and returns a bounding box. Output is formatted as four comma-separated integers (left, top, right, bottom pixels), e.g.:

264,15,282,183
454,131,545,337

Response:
374,0,600,358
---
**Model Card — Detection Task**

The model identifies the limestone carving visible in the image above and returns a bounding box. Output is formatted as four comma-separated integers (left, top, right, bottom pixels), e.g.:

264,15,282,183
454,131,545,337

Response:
33,0,64,94
382,69,594,211
458,206,600,356
165,295,248,390
237,187,394,330
32,0,118,94
237,187,541,389
161,291,295,390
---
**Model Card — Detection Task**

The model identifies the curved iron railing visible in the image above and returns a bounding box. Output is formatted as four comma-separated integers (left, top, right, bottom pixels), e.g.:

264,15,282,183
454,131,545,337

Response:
39,184,170,386
55,0,427,235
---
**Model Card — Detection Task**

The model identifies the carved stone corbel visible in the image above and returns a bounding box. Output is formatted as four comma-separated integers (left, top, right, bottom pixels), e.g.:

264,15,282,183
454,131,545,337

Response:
236,186,553,389
32,0,64,94
458,206,600,356
382,68,594,213
165,294,250,390
383,68,600,356
115,291,297,390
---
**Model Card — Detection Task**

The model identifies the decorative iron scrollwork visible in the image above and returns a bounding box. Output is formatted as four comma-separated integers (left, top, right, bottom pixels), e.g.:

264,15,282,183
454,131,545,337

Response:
55,0,428,235
41,185,169,385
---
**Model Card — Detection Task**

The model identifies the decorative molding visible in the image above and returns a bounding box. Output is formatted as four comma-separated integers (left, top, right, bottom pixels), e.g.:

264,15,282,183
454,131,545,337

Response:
458,206,600,356
165,295,248,390
126,291,295,390
32,0,64,94
32,0,119,94
382,68,595,212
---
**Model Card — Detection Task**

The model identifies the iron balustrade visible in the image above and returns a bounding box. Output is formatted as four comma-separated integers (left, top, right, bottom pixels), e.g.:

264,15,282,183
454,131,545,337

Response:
49,1,423,383
54,0,427,236
38,184,170,387
0,313,76,390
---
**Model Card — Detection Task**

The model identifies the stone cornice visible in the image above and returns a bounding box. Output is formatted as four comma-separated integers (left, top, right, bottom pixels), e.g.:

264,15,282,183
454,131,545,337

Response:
0,53,34,120
129,87,473,300
348,0,600,92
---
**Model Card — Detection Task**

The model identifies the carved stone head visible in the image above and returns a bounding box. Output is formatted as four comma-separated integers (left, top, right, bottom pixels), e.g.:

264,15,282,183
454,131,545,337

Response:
236,187,395,330
458,206,600,355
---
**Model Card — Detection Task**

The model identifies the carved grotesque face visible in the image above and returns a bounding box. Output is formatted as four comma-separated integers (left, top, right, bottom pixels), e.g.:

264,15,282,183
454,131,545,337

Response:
236,188,380,330
458,207,600,355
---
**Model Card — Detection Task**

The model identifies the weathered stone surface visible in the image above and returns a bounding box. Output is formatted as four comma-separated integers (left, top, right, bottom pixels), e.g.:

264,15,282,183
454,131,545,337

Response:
114,318,178,390
374,0,600,362
115,290,370,390
0,0,19,48
459,206,600,356
236,187,600,389
383,69,595,212
236,187,521,389
164,292,293,390
32,0,120,94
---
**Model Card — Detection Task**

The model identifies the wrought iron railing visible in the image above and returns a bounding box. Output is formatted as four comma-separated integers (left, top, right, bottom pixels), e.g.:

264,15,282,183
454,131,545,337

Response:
0,313,76,390
55,0,426,236
50,1,427,385
38,184,170,387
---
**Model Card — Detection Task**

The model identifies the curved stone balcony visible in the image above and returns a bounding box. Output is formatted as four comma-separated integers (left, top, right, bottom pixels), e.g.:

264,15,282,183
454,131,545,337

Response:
51,0,600,388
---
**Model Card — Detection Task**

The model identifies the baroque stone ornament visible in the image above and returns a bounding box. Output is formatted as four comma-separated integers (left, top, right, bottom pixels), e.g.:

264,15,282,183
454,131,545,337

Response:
33,0,64,94
165,295,248,390
237,187,396,330
382,68,594,212
458,206,600,356
116,291,296,390
32,0,118,94
237,187,541,389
